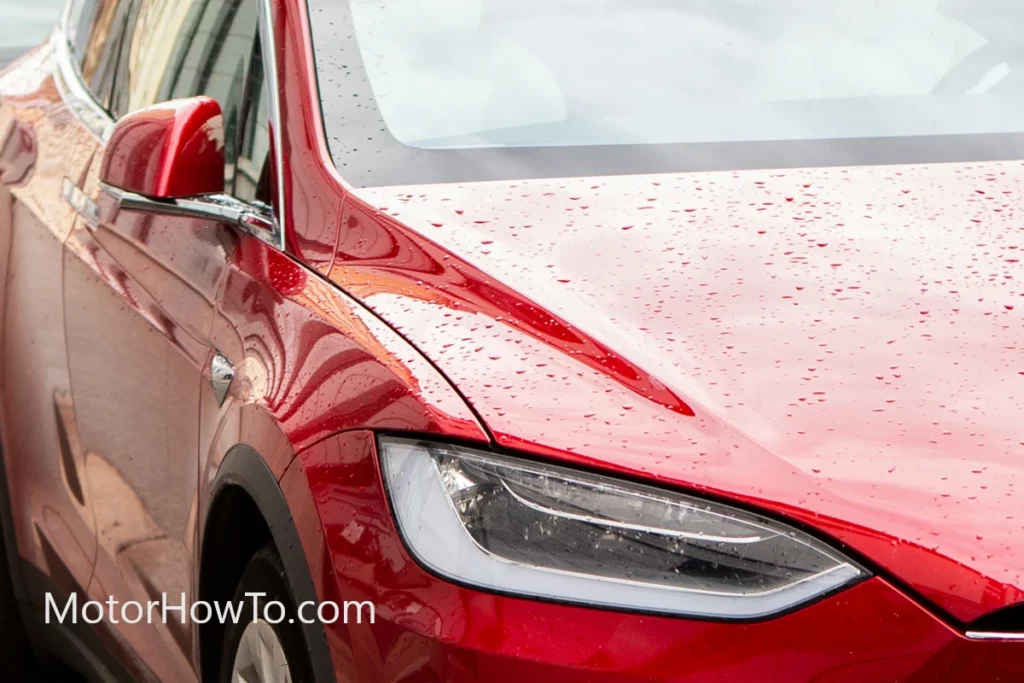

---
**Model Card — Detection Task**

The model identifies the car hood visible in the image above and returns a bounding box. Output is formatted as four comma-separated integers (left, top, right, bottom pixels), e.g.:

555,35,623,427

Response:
331,161,1024,624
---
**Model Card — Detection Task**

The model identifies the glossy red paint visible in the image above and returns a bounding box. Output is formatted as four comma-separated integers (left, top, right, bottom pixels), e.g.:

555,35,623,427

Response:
287,430,1024,683
276,0,1024,625
273,0,349,274
100,96,226,199
1,42,103,606
63,135,240,680
1,0,1023,681
206,232,486,457
324,165,1024,626
246,0,1024,669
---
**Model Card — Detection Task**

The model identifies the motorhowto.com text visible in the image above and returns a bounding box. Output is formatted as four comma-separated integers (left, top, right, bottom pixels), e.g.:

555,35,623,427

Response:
45,592,374,626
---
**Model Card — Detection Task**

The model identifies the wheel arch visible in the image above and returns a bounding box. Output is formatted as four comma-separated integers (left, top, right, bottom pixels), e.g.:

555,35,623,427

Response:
198,443,336,683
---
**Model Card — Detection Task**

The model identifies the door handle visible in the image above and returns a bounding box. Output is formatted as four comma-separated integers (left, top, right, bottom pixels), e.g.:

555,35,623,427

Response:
62,177,99,226
210,352,235,406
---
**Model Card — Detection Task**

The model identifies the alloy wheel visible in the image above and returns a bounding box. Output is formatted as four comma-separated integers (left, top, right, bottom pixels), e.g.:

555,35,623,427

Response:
231,619,293,683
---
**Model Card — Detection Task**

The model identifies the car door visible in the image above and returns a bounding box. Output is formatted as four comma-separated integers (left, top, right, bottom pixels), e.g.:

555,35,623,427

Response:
60,0,262,678
0,0,131,618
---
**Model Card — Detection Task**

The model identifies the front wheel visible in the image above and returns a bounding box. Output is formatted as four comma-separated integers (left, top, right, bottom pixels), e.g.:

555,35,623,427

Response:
0,479,39,680
219,545,316,683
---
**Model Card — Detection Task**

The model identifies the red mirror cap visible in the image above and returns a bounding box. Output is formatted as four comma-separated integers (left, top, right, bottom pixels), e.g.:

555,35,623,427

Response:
100,96,225,199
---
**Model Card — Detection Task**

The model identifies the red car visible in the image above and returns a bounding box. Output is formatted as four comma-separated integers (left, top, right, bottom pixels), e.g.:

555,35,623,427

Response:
2,0,1023,681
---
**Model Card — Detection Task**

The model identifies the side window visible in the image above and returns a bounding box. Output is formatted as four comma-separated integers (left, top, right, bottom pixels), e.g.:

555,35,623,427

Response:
66,0,97,63
124,0,260,187
67,0,133,111
233,36,273,208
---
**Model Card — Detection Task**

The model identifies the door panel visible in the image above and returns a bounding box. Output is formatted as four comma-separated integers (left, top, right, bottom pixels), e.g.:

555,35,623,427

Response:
0,45,100,601
62,151,235,681
57,0,262,674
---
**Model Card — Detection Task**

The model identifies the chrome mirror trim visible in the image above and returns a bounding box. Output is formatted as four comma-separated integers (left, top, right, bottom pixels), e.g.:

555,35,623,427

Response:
965,631,1024,641
102,183,281,247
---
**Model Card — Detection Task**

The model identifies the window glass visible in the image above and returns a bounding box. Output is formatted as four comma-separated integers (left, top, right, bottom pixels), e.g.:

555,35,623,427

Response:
307,0,1024,186
123,0,259,183
234,36,273,207
67,0,99,64
108,0,141,119
67,0,132,110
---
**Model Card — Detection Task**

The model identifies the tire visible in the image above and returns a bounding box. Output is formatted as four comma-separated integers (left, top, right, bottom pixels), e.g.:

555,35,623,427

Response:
0,516,39,679
0,439,39,680
219,545,315,683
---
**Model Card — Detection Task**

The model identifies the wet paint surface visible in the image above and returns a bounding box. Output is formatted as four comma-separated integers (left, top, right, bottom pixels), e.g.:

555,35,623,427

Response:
337,162,1024,623
292,430,1024,683
4,0,1024,678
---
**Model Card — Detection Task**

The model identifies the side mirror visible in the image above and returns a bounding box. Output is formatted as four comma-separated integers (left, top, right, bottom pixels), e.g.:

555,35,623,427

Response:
100,97,225,199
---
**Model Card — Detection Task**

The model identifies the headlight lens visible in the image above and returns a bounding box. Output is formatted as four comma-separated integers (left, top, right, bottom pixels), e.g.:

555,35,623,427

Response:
379,437,866,619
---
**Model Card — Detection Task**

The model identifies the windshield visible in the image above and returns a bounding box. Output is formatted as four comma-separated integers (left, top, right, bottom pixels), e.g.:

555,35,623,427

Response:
307,0,1024,186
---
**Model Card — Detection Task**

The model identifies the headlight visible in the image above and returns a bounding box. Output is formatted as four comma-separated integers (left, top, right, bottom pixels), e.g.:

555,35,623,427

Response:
379,437,867,619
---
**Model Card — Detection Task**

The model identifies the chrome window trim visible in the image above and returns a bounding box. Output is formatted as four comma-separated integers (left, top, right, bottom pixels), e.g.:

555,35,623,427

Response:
53,0,115,141
257,0,287,251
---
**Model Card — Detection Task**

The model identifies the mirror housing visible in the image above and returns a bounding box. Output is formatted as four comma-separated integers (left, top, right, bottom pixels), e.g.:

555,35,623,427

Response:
100,97,225,199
